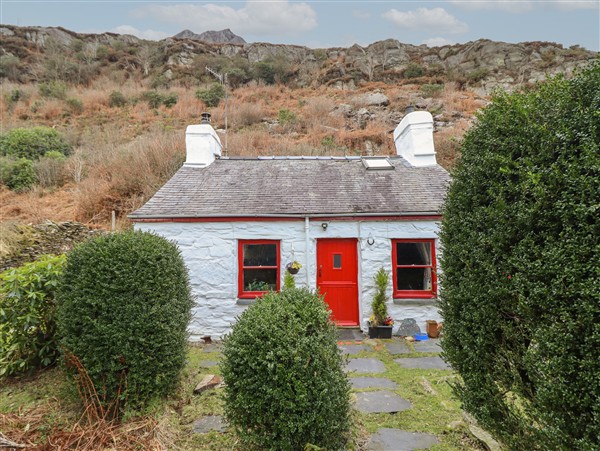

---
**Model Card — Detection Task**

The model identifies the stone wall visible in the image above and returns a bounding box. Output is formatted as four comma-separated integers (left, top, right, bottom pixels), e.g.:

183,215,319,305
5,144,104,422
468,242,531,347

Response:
136,219,442,340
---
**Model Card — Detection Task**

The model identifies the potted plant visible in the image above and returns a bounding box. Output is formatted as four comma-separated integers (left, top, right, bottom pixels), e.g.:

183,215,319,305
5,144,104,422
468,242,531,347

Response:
368,268,393,339
286,261,302,275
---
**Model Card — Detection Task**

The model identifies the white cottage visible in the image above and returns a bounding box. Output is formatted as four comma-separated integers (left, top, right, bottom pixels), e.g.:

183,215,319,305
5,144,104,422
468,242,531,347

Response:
130,111,450,340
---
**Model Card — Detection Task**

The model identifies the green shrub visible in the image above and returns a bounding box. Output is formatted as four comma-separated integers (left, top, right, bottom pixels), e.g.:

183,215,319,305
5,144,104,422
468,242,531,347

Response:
370,268,389,326
65,97,84,115
420,83,444,98
38,80,68,100
278,108,297,125
221,288,351,450
0,254,66,377
440,60,600,449
0,156,37,192
195,83,226,107
0,126,72,160
57,231,193,413
403,62,425,78
141,91,178,109
466,68,490,83
108,90,127,108
162,92,178,108
283,271,295,290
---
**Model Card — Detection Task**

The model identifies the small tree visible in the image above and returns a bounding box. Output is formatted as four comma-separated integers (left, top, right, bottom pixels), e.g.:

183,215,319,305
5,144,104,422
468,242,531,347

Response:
440,60,600,449
195,83,225,107
57,231,193,413
370,267,389,326
221,288,351,450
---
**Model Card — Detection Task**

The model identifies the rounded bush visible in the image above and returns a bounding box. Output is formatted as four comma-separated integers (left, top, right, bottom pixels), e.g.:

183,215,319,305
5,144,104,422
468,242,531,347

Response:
440,61,599,449
0,126,71,160
0,156,37,192
221,288,351,450
57,230,193,412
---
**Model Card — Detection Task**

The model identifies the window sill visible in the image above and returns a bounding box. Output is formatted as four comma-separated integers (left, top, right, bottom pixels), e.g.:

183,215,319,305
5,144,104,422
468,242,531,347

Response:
393,298,438,306
236,298,256,306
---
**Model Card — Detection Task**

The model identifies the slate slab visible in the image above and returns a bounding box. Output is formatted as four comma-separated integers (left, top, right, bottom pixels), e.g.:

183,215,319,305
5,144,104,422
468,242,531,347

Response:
202,344,222,353
350,377,398,390
337,328,364,341
385,341,412,355
339,344,370,355
199,360,219,368
394,356,451,370
346,358,386,374
192,415,227,433
194,374,221,394
413,340,442,353
354,390,411,414
367,428,439,450
396,318,421,337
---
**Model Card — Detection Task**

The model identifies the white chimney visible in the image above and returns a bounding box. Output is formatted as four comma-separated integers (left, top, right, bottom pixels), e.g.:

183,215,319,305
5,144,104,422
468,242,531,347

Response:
184,113,222,167
393,111,437,167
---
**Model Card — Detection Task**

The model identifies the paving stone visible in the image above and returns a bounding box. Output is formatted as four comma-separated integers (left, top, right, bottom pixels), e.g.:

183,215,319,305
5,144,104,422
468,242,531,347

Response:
413,339,442,353
394,356,451,370
199,360,219,368
346,358,386,374
194,374,221,394
350,377,398,390
192,415,227,433
339,344,370,355
367,428,439,450
202,344,222,353
354,391,411,414
337,328,364,341
385,341,412,355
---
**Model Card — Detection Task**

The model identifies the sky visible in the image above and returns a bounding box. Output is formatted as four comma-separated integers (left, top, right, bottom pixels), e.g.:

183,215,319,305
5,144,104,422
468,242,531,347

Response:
1,0,599,51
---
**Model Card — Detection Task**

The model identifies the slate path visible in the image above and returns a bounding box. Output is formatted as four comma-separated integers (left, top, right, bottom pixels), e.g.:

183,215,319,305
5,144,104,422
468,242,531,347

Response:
385,341,412,355
394,356,451,370
367,428,439,451
346,358,386,374
339,344,370,355
350,377,398,390
413,340,442,353
354,390,411,414
337,328,365,341
192,415,227,433
199,360,219,368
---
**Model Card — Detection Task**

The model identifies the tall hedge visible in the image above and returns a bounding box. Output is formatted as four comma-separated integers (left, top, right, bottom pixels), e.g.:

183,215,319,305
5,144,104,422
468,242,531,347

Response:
0,126,71,160
220,288,351,450
439,60,599,449
57,231,193,412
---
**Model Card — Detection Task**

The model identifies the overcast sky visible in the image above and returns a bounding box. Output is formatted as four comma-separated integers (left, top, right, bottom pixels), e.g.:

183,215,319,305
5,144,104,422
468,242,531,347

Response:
1,0,599,51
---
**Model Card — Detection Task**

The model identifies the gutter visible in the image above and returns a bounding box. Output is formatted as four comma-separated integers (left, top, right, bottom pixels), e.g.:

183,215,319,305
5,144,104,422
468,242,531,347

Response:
129,212,442,221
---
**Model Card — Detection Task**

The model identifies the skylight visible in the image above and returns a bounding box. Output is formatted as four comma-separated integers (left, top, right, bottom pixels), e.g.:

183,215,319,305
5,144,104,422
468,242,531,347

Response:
362,157,394,170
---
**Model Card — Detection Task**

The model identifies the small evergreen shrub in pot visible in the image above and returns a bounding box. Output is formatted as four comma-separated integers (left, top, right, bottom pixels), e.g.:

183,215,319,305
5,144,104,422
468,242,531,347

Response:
221,288,351,450
57,230,193,413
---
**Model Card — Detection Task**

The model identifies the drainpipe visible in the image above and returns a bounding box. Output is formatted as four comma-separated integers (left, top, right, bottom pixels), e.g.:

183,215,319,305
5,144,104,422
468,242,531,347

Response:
305,217,310,288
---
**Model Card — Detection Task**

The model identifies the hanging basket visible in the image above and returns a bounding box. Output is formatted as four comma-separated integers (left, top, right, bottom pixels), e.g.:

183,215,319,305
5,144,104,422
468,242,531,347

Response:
286,261,301,275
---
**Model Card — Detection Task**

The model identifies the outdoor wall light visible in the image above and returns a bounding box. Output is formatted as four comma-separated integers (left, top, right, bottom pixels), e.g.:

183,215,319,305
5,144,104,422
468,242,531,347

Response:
367,233,375,245
321,222,328,231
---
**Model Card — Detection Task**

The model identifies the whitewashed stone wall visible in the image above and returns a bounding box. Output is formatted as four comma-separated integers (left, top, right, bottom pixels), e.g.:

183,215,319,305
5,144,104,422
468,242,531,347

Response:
135,219,442,340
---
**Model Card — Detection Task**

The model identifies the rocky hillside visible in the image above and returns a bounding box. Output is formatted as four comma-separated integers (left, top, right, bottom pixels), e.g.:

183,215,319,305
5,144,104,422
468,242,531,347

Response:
173,28,246,44
0,24,595,93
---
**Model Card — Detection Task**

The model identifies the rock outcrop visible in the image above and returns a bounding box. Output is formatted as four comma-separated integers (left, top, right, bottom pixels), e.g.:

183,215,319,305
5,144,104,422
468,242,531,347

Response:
173,28,246,44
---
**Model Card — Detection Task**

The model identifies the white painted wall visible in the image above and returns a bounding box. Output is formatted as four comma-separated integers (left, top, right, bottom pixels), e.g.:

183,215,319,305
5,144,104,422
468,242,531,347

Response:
135,219,442,340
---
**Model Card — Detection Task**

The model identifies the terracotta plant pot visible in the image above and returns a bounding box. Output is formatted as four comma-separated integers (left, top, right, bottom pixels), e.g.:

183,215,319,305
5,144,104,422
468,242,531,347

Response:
426,320,441,338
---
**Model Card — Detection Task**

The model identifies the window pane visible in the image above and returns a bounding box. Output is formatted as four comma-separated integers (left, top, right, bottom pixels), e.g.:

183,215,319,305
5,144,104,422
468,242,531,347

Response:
333,254,342,269
396,242,431,265
396,267,432,291
244,269,277,291
243,244,277,266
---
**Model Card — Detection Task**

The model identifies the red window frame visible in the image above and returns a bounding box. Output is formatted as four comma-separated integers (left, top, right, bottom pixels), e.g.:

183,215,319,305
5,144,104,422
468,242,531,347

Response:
391,239,437,299
238,239,280,299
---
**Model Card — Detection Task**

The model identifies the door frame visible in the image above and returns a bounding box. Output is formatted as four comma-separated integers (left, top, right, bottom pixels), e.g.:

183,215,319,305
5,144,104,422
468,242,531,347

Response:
316,237,360,326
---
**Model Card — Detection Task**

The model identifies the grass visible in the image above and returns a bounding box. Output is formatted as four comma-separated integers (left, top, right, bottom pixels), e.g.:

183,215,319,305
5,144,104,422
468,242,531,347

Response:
0,339,485,450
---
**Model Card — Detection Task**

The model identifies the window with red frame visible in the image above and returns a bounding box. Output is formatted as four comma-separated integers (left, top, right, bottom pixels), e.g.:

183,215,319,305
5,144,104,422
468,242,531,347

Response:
391,239,437,299
238,240,280,298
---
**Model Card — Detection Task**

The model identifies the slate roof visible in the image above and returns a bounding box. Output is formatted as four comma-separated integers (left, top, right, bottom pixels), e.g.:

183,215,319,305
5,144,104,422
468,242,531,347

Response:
129,156,450,219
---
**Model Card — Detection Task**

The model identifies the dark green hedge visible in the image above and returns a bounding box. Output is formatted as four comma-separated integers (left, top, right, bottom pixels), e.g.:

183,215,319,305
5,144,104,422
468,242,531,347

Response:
0,127,71,160
220,288,351,450
440,60,599,449
57,230,193,413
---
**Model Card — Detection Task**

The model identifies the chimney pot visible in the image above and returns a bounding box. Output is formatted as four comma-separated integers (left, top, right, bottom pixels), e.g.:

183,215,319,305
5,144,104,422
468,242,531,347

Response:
200,112,211,124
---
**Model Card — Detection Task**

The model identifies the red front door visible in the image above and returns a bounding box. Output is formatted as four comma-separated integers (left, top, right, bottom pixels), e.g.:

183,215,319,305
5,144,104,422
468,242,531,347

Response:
316,238,359,326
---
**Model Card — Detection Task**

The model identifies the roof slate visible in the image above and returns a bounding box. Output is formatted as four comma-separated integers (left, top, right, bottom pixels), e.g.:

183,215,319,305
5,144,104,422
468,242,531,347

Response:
129,157,450,219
